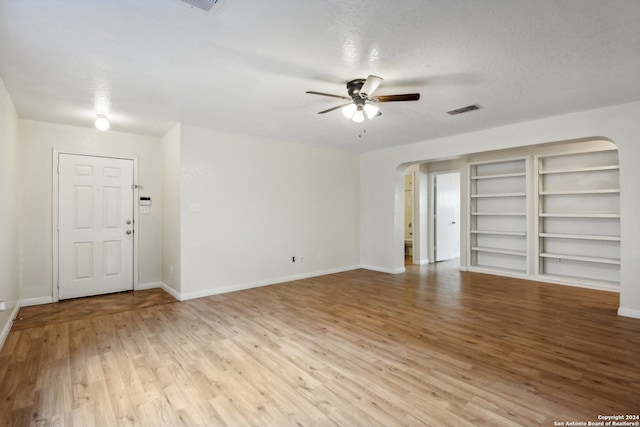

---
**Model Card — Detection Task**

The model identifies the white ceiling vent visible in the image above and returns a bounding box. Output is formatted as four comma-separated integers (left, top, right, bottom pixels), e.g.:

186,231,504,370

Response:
175,0,222,13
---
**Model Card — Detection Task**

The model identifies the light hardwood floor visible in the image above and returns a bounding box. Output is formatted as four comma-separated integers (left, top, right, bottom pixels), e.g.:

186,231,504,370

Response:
11,288,177,331
1,262,639,426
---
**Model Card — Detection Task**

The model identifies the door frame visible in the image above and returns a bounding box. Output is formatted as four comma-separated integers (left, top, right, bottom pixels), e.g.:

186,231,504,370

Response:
52,150,140,302
404,170,416,264
428,169,461,263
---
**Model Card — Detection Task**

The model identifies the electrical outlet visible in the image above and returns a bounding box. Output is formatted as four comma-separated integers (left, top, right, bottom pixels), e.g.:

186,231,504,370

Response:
299,257,304,263
0,301,6,312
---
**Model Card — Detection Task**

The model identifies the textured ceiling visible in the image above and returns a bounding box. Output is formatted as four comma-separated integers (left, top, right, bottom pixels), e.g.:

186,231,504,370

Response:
1,0,639,152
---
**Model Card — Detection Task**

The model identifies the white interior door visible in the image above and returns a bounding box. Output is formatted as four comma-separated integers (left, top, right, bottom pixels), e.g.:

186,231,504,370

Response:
58,154,134,300
435,172,460,262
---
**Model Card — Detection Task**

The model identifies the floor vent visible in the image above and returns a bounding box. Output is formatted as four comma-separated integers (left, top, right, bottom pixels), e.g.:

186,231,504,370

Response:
446,104,480,116
177,0,221,13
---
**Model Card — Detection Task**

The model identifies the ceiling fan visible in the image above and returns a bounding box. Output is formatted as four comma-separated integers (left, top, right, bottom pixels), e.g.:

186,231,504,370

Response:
306,75,420,123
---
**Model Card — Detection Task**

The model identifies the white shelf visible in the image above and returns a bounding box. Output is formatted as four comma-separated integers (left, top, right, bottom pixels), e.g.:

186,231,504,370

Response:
536,148,621,287
472,246,526,257
471,192,526,198
471,212,526,216
538,212,619,218
468,266,528,276
471,172,526,180
472,230,527,236
469,157,528,275
539,189,619,196
534,273,620,290
540,252,620,265
539,233,620,241
467,147,620,289
538,165,619,175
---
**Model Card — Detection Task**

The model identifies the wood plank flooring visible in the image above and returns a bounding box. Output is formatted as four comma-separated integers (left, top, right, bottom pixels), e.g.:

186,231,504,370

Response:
1,262,639,426
11,288,177,331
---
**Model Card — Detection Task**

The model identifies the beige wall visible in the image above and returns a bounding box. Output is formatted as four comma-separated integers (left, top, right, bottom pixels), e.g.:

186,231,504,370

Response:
161,123,181,294
0,77,20,345
18,120,163,301
178,125,361,299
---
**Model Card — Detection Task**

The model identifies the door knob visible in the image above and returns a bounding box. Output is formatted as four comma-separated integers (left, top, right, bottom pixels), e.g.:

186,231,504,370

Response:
126,230,132,235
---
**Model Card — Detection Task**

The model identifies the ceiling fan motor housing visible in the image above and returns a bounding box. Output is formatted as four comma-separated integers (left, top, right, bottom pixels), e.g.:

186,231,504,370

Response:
347,79,366,99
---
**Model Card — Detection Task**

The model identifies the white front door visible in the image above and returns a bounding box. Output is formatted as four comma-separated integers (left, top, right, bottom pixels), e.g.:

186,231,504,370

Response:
435,172,460,262
58,154,134,300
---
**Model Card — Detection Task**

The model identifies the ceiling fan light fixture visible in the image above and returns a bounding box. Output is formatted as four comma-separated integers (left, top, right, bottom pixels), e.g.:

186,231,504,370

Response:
95,115,110,131
363,103,379,119
352,108,365,123
306,75,420,124
342,103,357,119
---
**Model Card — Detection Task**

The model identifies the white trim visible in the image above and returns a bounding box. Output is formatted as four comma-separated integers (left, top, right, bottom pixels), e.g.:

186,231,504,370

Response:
159,283,181,301
533,275,619,293
361,264,405,274
132,157,140,290
618,307,640,319
410,170,418,265
416,258,429,265
137,281,182,301
467,266,530,280
136,281,165,290
179,265,361,301
52,150,139,302
467,266,620,293
0,302,21,351
52,151,58,301
20,296,54,307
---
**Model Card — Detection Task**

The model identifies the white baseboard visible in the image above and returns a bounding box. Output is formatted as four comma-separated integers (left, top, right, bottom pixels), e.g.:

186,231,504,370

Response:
20,296,54,307
360,264,405,274
417,259,430,265
618,307,640,319
137,281,181,301
180,265,360,301
0,301,21,351
159,283,181,300
136,281,164,291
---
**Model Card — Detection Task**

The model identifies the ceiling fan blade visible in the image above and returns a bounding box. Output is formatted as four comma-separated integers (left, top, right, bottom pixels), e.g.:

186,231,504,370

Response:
317,103,353,114
373,93,421,102
359,75,383,99
306,91,351,101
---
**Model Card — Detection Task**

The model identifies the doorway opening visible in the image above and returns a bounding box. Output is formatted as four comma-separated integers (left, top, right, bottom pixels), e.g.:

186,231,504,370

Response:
432,171,460,262
402,160,461,267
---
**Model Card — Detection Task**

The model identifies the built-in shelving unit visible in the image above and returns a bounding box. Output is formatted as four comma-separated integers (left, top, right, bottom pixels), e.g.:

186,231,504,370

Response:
535,149,620,287
468,157,528,275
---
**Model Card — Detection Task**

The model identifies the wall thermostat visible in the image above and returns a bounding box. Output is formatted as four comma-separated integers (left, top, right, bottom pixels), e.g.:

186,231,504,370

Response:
139,197,151,206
